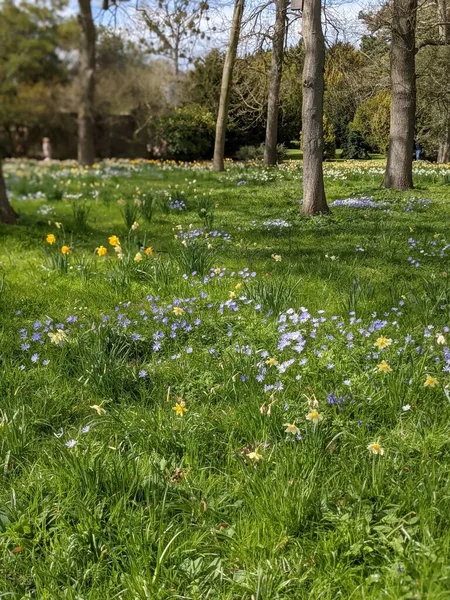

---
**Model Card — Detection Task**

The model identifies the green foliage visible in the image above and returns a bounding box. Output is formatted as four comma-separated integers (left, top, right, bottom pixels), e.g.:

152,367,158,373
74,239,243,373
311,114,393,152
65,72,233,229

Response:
352,91,391,154
71,201,91,232
154,104,215,161
341,127,371,159
121,200,140,231
235,143,287,163
323,116,336,160
139,191,156,224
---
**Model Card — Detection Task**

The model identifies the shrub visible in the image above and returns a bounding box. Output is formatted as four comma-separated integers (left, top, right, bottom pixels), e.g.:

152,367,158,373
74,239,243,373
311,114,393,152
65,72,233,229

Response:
323,116,336,160
235,143,287,163
341,128,370,159
154,104,215,161
352,91,391,153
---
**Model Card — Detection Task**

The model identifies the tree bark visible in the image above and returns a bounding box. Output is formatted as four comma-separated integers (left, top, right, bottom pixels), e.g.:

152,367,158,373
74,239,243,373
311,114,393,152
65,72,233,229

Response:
301,0,329,215
0,161,17,225
77,0,96,166
383,0,417,190
436,0,450,163
437,125,450,162
264,0,288,167
212,0,245,172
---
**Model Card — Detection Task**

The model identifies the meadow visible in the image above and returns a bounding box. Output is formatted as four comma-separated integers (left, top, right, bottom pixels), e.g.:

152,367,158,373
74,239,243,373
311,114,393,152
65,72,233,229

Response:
1,157,450,599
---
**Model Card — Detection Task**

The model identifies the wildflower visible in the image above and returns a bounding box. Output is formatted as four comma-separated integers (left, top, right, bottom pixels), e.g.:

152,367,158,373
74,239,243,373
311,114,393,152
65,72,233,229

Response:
306,410,322,424
284,423,300,436
436,333,446,345
61,245,71,255
131,221,139,231
134,252,143,262
377,360,392,373
138,369,147,378
271,254,281,262
81,425,90,434
424,374,438,388
48,329,67,345
235,282,242,290
229,291,236,299
97,246,107,257
108,235,120,247
402,404,411,412
145,246,153,255
375,336,392,349
172,400,187,416
173,307,184,316
90,404,106,415
65,439,77,448
266,357,278,367
31,353,39,364
46,234,56,244
247,450,262,462
367,441,384,455
55,222,62,229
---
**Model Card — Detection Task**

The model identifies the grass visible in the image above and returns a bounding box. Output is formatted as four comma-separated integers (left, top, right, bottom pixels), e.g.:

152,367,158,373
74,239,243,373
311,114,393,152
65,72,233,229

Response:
1,156,450,598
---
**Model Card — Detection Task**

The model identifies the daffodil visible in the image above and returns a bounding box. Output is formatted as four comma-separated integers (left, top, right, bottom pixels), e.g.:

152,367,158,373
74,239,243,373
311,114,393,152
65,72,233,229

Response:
374,336,392,349
377,360,392,373
90,404,106,415
306,410,322,424
61,245,71,255
229,291,236,299
265,357,278,366
271,254,281,262
424,374,438,388
108,235,120,247
284,423,300,435
134,252,143,262
172,401,187,416
436,333,446,345
173,306,184,316
367,441,384,455
46,234,56,244
97,246,107,257
145,246,153,255
48,329,67,345
247,450,262,462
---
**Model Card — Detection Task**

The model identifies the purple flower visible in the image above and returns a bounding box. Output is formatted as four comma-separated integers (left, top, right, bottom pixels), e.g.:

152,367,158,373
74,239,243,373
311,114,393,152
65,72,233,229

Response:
138,369,148,378
31,353,39,363
65,439,77,448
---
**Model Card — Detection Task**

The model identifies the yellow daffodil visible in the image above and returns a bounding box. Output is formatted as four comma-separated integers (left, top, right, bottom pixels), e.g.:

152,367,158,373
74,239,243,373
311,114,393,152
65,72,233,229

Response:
61,245,71,255
173,306,184,316
234,282,242,290
46,234,56,244
97,246,107,257
271,254,282,262
247,450,262,462
229,291,236,299
134,252,143,262
367,441,384,455
108,235,120,247
377,360,392,373
306,410,322,424
266,358,278,366
284,423,300,436
424,375,438,388
374,336,392,349
436,333,446,345
90,404,106,415
48,329,67,345
145,246,153,255
172,401,187,416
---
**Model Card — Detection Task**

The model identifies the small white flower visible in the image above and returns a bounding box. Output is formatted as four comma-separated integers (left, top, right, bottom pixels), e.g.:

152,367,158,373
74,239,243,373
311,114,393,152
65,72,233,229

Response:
402,404,411,412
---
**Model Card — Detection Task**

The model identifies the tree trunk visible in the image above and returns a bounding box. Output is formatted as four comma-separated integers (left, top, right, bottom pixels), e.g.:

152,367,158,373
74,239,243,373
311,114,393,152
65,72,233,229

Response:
383,0,417,190
437,126,450,162
77,0,96,166
0,161,17,225
264,0,288,167
301,0,329,215
436,0,450,163
212,0,245,172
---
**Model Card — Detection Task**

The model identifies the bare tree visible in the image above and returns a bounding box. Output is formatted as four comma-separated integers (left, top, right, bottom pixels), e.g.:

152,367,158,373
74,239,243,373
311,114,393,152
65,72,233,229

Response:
301,0,329,215
0,162,16,225
264,0,288,167
77,0,96,166
383,0,417,189
213,0,245,172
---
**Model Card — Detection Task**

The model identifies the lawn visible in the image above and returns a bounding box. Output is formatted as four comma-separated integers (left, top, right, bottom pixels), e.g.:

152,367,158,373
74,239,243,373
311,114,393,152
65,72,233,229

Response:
1,157,450,599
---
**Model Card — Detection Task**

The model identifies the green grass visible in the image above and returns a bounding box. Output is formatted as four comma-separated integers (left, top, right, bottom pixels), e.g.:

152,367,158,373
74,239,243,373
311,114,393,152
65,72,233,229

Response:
1,157,450,598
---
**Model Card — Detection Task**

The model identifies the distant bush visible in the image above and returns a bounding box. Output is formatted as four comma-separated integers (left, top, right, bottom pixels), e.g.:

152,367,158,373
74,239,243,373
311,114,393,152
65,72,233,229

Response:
341,128,371,159
154,104,215,161
352,91,391,153
235,143,287,163
323,116,336,160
